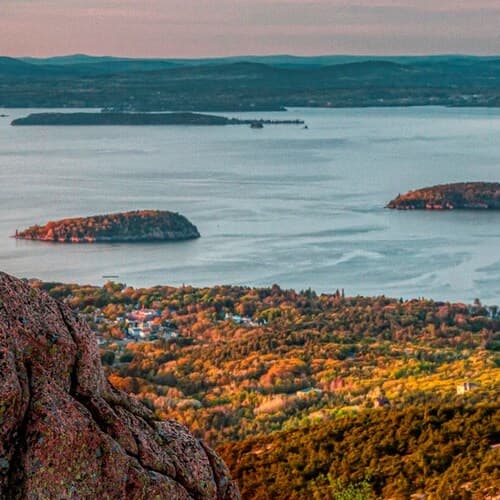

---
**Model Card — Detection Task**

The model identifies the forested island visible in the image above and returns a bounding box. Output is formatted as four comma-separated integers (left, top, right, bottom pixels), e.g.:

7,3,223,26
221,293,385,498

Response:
11,112,304,126
30,280,500,498
387,182,500,210
15,210,200,243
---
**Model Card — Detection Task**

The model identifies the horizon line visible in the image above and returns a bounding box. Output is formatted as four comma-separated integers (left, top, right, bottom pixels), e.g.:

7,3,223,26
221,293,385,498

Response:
9,52,500,61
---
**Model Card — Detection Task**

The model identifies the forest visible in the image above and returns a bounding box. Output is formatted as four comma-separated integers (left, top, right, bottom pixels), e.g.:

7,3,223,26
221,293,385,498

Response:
218,404,499,498
33,280,500,497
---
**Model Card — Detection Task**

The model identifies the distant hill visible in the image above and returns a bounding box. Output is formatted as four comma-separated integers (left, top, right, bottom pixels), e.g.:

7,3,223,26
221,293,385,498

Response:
21,55,179,75
19,53,500,68
0,56,55,77
21,54,136,65
2,55,499,109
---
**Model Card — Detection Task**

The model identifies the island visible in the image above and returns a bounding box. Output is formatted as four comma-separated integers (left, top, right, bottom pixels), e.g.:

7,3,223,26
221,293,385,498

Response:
387,182,500,210
11,112,304,126
14,210,200,243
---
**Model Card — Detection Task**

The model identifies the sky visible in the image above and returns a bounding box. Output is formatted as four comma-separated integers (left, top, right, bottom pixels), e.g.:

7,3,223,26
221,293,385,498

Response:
2,0,500,58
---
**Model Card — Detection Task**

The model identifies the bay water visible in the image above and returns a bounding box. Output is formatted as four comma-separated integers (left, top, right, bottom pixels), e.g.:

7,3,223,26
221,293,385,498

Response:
1,106,499,303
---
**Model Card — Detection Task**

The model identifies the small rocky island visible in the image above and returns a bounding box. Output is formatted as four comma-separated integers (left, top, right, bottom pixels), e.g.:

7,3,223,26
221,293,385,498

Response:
387,182,500,210
11,112,304,127
15,210,200,243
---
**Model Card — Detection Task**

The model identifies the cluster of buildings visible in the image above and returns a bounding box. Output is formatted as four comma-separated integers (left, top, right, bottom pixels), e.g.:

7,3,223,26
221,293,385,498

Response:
92,307,267,345
93,307,181,343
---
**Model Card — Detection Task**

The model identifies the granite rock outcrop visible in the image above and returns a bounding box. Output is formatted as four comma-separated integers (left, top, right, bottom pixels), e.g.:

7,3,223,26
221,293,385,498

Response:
0,272,239,499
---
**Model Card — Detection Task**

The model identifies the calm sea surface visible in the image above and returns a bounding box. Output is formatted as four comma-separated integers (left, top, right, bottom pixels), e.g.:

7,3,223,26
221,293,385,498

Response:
1,107,499,303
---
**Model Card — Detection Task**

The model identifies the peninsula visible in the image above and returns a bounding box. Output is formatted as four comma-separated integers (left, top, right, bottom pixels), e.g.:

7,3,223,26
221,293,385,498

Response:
14,210,200,243
11,112,304,126
387,182,500,210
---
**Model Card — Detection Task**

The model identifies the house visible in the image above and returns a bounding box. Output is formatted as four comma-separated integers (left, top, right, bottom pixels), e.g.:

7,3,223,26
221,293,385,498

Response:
225,313,243,323
128,327,143,339
224,313,259,327
296,387,323,398
456,381,479,395
94,313,106,324
128,307,158,322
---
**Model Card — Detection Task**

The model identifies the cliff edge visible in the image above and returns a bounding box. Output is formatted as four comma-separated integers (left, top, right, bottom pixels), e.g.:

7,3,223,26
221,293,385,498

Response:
0,272,239,499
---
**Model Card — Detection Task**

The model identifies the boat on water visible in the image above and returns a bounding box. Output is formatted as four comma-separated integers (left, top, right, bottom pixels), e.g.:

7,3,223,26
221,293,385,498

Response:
250,122,264,129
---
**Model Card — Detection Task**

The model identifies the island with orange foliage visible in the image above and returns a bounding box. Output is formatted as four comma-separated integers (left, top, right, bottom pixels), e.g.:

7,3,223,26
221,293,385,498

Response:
387,182,500,210
14,210,200,243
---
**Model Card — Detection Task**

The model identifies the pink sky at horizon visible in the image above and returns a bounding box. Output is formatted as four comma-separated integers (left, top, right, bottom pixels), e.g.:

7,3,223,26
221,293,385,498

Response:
2,0,499,58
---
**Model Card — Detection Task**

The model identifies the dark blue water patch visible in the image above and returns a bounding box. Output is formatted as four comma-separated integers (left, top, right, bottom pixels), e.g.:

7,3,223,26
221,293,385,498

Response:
124,258,255,281
257,265,428,292
208,225,385,240
251,191,362,202
230,173,338,184
228,138,348,150
111,169,337,185
476,261,500,273
293,226,386,238
471,278,500,303
369,135,460,144
471,232,500,239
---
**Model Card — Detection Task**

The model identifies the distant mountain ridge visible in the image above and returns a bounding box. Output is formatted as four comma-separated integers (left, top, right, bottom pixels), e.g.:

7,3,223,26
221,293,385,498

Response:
18,53,500,67
1,54,499,109
0,56,59,76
